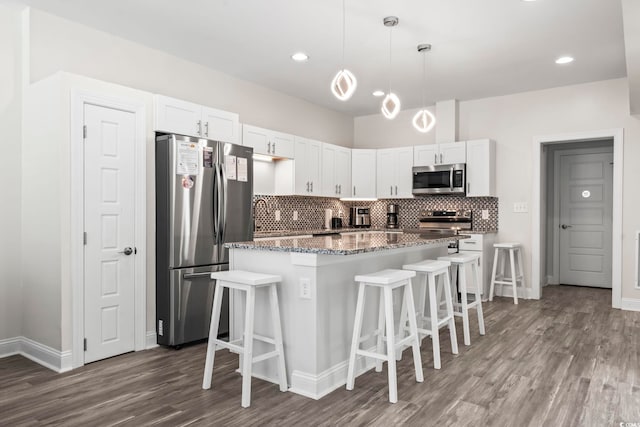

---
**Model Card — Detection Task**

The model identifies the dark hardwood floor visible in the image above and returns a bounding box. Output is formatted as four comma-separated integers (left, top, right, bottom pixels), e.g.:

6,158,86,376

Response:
2,285,639,426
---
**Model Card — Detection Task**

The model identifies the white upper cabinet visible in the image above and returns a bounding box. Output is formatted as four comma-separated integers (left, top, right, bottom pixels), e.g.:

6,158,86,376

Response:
154,95,239,143
376,147,414,198
241,124,294,158
466,139,496,197
321,143,351,197
351,149,377,198
294,137,322,195
414,141,466,166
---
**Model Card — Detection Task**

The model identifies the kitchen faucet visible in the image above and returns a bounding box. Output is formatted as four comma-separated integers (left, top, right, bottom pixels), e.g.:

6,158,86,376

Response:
253,198,269,232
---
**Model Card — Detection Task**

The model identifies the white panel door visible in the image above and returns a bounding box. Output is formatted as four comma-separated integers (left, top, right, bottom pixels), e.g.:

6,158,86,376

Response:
352,149,376,198
559,151,613,287
84,104,136,363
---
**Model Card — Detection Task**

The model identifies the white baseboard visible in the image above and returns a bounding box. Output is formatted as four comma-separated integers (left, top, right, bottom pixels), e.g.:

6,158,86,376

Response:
0,336,72,373
289,347,376,400
145,331,158,349
621,298,640,312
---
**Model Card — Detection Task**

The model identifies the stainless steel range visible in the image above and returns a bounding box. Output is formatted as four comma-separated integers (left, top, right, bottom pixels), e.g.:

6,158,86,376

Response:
418,209,473,253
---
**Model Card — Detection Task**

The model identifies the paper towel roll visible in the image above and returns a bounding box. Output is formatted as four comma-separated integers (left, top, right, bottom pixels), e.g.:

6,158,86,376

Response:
325,209,332,230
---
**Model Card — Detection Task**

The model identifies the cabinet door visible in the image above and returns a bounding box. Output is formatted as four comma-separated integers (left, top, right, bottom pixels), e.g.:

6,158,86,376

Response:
202,107,239,143
242,125,269,155
335,146,351,198
413,145,439,166
352,149,376,198
321,143,337,197
154,95,202,137
294,137,310,195
440,141,467,164
395,147,415,198
307,139,322,195
466,139,495,197
376,149,396,198
270,131,295,158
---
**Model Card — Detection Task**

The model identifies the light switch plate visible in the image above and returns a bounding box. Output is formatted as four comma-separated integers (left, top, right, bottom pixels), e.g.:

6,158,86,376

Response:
275,210,281,221
482,209,489,220
293,211,298,221
513,202,529,213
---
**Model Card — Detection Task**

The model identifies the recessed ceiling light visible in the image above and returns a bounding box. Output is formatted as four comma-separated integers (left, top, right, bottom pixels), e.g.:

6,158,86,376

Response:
291,52,309,62
372,90,385,97
555,56,574,64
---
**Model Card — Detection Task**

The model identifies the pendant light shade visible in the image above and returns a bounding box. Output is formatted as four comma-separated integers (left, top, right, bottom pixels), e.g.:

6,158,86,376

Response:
382,93,401,119
412,109,436,133
381,16,400,120
332,0,357,101
331,69,357,101
412,43,436,133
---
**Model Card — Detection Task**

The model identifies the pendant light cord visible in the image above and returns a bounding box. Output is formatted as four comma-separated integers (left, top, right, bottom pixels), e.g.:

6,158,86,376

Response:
341,0,346,69
388,27,393,93
421,51,426,107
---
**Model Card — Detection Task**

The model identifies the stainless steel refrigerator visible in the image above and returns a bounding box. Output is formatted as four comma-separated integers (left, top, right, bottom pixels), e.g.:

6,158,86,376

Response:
155,134,253,347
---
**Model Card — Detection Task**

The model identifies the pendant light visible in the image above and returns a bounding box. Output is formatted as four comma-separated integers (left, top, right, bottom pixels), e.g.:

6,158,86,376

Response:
381,16,400,120
331,0,357,101
412,44,436,133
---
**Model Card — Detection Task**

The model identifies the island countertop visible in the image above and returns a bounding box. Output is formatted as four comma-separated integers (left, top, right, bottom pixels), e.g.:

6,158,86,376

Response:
225,231,469,255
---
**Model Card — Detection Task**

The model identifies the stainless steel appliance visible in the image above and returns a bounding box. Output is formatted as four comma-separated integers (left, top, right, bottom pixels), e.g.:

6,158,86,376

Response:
386,204,399,229
419,209,472,253
412,163,466,196
155,134,253,347
331,217,343,229
349,207,371,228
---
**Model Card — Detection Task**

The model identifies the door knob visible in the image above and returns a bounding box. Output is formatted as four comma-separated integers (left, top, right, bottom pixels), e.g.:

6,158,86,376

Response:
561,224,572,229
119,247,133,255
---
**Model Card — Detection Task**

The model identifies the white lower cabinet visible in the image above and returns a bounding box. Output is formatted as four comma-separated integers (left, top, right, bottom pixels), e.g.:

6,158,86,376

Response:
154,95,239,143
458,233,496,299
376,147,414,198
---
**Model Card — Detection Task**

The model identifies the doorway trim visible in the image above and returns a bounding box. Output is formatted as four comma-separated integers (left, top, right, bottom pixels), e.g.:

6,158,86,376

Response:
532,128,623,308
70,89,147,369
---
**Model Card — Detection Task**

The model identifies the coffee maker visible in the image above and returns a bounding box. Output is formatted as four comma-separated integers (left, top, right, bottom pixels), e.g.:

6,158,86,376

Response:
386,204,399,229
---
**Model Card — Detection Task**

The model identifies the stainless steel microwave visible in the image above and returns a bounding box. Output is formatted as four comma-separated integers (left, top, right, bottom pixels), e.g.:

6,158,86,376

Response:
412,163,466,196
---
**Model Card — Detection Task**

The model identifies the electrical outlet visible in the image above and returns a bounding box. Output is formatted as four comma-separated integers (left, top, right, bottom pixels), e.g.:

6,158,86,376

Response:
293,211,298,221
513,202,529,213
482,209,489,220
275,210,281,221
299,278,311,299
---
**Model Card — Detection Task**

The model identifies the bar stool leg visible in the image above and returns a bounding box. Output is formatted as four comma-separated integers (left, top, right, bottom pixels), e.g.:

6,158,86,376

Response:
498,249,506,296
459,265,471,346
509,248,518,305
202,282,225,390
383,286,398,403
241,286,256,408
442,270,458,355
346,283,366,390
427,273,441,369
375,287,385,372
517,247,526,289
472,261,485,335
269,284,288,392
489,248,499,301
404,280,424,383
396,283,408,361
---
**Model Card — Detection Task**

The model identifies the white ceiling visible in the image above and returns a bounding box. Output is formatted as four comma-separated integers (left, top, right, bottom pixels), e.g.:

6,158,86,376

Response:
15,0,627,116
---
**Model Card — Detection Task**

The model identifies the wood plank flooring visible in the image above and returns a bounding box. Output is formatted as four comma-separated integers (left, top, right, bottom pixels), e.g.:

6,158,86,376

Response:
2,286,639,426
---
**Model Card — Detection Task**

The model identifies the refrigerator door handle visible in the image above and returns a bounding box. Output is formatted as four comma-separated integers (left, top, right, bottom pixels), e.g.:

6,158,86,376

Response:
183,272,214,279
219,162,228,245
215,163,224,244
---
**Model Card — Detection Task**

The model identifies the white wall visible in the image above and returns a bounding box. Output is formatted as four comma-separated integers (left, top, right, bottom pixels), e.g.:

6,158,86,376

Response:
355,78,640,300
27,9,353,147
0,4,24,341
354,106,436,148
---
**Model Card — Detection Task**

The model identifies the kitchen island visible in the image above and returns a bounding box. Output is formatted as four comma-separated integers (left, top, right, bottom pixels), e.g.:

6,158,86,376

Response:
225,231,468,399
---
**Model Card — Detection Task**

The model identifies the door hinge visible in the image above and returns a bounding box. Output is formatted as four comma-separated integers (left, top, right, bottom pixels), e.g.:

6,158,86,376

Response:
83,232,87,245
134,247,138,254
83,338,87,351
83,125,87,139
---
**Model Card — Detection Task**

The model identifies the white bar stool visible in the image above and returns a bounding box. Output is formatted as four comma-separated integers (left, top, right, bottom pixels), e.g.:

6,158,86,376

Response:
346,269,423,404
438,252,485,346
202,270,287,408
489,243,525,304
401,260,458,369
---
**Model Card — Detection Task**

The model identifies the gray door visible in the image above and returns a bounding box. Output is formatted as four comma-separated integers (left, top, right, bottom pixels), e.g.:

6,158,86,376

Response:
559,150,613,287
218,142,254,263
166,135,220,268
168,264,228,345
